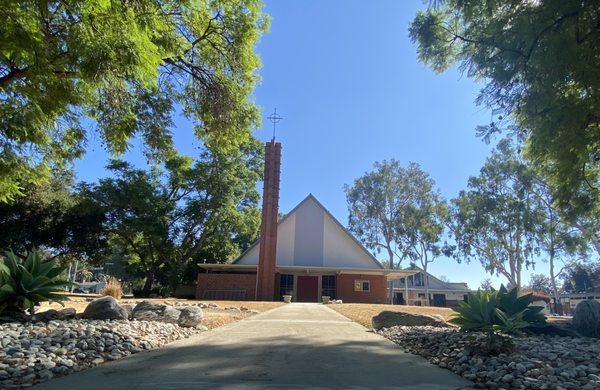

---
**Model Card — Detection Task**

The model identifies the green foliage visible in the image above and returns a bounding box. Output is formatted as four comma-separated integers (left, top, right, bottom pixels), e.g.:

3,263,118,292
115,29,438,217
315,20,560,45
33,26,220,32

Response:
344,160,447,271
562,262,600,293
450,286,546,334
0,250,71,315
0,0,268,202
409,0,600,224
81,139,263,293
449,139,543,287
0,169,106,258
450,290,499,332
526,274,553,295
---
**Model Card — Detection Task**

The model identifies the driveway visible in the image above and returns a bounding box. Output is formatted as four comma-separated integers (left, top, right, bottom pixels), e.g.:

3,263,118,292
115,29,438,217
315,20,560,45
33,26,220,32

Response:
36,303,472,389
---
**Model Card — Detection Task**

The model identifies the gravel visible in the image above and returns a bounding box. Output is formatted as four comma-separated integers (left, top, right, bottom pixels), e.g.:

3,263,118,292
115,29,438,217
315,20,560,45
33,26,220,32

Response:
0,319,203,388
379,326,600,389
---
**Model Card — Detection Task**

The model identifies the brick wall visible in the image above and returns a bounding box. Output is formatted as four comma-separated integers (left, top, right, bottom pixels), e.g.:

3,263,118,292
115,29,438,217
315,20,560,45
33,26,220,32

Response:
196,273,257,300
336,274,388,304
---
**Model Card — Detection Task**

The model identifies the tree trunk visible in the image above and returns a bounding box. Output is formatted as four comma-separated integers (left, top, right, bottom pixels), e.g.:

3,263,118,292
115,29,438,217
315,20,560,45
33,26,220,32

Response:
143,272,154,295
70,260,79,292
549,251,562,315
423,265,430,306
387,246,395,304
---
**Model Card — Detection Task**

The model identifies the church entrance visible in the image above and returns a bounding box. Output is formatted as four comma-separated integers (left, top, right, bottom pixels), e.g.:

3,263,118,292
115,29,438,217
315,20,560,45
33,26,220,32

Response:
296,276,319,302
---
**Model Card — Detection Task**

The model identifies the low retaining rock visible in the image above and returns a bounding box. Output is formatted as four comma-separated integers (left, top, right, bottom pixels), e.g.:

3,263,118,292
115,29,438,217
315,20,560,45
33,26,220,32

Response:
177,306,204,328
132,301,180,324
372,310,452,330
82,296,128,321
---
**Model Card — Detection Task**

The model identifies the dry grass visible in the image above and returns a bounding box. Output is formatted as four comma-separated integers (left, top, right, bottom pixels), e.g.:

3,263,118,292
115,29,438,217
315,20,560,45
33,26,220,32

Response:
328,303,456,328
100,279,123,299
37,297,284,330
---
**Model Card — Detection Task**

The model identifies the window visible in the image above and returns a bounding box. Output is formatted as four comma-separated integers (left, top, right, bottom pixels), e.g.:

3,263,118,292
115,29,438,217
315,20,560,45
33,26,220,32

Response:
279,274,294,299
322,275,336,299
354,280,370,292
413,273,424,287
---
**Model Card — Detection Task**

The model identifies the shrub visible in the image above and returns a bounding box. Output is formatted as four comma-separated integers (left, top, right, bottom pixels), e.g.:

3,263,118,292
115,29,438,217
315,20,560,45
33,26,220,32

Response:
450,285,546,334
573,300,600,338
0,250,71,315
101,278,123,299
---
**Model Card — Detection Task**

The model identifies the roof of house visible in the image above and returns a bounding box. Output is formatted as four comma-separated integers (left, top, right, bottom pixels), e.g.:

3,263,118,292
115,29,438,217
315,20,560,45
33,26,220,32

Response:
232,193,384,269
560,291,600,298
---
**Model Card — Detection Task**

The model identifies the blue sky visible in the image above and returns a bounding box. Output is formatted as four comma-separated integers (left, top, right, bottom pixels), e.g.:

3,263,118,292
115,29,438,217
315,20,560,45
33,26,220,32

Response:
75,0,549,289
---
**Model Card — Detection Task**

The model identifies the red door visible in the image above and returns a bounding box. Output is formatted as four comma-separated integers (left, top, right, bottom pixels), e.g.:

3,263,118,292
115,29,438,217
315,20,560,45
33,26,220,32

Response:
296,276,319,302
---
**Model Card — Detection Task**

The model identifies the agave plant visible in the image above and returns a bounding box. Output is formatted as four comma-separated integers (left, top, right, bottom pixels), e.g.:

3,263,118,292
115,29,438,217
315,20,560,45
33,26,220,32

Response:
497,285,546,325
0,250,72,315
449,290,499,331
450,286,546,334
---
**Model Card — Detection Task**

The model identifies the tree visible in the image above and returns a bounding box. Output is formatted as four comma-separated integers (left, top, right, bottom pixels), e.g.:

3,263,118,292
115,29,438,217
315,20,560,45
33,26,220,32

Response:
0,169,105,258
345,161,447,304
345,160,414,270
479,278,493,292
82,139,262,293
530,174,587,307
526,274,553,295
0,0,268,202
409,1,599,213
394,166,449,306
449,139,543,288
562,263,600,293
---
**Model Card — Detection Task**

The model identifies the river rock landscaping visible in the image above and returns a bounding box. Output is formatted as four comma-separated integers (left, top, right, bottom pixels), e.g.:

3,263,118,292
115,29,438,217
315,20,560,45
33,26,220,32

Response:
0,297,268,388
0,319,202,389
378,325,600,389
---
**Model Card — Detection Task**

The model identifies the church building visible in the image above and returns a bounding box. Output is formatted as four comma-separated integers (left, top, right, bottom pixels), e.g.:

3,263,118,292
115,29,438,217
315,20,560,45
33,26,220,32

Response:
196,139,415,303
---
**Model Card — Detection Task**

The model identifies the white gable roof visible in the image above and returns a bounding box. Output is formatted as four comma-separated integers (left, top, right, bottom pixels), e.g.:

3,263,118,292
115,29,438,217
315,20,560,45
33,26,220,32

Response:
234,194,383,269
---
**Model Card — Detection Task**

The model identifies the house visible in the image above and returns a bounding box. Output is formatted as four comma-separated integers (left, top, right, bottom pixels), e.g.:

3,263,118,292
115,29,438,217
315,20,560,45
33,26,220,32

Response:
558,292,600,314
197,193,416,303
389,269,472,307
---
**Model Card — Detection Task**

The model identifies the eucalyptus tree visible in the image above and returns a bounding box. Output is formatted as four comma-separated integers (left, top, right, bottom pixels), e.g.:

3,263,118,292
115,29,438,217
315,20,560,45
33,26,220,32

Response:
345,161,448,304
449,139,543,288
0,0,268,202
530,175,587,309
409,0,600,213
394,166,449,305
345,160,414,270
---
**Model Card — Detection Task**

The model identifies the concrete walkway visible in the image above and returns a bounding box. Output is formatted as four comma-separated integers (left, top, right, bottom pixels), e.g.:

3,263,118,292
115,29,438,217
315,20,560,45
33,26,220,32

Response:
37,303,472,389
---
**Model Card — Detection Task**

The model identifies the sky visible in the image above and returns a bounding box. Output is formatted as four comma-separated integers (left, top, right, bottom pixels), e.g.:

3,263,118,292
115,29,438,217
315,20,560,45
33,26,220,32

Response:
74,0,550,289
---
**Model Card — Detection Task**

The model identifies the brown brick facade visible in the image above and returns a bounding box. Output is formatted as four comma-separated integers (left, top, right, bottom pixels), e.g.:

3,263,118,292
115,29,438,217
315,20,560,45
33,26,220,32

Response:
196,273,257,300
336,274,388,304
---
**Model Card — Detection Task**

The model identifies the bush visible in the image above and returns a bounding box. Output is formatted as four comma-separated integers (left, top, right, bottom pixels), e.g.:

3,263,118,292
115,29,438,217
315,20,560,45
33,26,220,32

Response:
573,300,600,338
450,285,546,334
101,278,123,299
0,250,71,315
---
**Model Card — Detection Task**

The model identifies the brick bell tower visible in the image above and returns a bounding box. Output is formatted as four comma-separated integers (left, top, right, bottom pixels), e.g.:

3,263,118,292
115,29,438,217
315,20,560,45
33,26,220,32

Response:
256,137,281,300
256,109,283,301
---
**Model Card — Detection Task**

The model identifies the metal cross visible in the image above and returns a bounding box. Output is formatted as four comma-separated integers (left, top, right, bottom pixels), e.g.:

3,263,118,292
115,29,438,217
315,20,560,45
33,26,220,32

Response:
267,108,283,140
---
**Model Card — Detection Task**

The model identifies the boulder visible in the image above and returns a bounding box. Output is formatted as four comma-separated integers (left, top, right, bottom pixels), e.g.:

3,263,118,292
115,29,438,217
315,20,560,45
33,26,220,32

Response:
573,300,600,337
178,306,204,327
120,303,136,320
132,301,180,323
82,296,128,320
371,310,452,330
57,307,77,320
